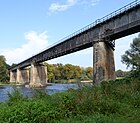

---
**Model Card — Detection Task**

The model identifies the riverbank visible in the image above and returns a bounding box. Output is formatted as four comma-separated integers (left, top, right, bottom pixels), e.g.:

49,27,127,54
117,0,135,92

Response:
52,79,92,83
0,75,139,122
0,82,14,86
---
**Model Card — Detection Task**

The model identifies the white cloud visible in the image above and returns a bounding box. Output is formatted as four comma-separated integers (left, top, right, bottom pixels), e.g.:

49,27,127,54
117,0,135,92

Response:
80,0,99,6
0,31,48,65
48,0,100,14
49,0,77,13
91,0,100,6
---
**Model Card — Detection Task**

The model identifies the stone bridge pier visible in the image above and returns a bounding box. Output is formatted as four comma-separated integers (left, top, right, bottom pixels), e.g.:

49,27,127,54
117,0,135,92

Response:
93,41,116,84
29,63,47,88
10,63,48,87
10,71,17,83
16,68,30,85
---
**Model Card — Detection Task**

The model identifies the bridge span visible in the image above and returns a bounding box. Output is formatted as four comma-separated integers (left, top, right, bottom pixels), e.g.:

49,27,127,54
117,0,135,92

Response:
10,0,140,87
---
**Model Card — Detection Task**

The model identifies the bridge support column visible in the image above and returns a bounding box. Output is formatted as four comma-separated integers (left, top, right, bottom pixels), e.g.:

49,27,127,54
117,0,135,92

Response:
16,68,30,85
93,41,115,84
10,71,17,83
29,63,47,88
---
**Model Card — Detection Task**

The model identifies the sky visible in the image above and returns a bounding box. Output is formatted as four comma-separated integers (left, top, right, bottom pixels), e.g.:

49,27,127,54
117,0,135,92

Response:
0,0,139,71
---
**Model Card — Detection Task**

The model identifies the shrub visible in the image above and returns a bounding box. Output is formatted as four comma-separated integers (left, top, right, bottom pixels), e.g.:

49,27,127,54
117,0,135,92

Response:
0,73,140,122
7,89,25,103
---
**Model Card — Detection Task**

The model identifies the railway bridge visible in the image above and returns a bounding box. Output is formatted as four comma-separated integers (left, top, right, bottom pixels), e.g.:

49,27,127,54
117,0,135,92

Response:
9,0,140,87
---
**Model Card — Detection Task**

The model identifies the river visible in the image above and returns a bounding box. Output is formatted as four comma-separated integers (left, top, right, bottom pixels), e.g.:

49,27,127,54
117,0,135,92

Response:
0,83,89,102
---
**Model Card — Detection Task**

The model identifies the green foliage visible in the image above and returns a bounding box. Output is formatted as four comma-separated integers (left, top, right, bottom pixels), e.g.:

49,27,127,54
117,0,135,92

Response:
33,90,50,100
85,67,93,79
80,67,93,80
7,89,25,103
0,74,140,122
46,63,55,82
0,55,9,83
115,69,129,78
63,64,74,80
122,34,140,71
45,62,93,83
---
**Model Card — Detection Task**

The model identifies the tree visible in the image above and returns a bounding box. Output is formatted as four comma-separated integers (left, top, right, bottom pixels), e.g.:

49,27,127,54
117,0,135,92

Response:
115,69,129,78
46,63,55,82
53,64,61,80
11,63,17,67
80,67,90,80
63,64,74,80
85,67,93,79
121,34,140,71
73,65,82,79
0,55,9,83
57,63,65,80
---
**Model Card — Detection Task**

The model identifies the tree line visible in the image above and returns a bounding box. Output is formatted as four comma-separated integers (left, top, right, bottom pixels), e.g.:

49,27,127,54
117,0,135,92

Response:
46,63,93,83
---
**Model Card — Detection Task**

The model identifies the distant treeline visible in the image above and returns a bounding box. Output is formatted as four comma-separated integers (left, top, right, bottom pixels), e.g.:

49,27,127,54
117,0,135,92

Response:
46,63,131,82
46,63,93,83
115,69,130,78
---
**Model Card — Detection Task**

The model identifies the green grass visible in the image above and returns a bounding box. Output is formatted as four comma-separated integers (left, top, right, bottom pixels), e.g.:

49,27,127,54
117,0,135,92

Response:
0,82,16,86
0,73,140,123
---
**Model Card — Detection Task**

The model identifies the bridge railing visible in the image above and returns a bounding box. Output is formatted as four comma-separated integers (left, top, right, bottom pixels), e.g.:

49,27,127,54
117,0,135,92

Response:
32,0,140,57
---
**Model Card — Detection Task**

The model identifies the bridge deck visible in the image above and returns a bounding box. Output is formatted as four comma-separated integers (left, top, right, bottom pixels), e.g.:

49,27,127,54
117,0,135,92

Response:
10,0,140,71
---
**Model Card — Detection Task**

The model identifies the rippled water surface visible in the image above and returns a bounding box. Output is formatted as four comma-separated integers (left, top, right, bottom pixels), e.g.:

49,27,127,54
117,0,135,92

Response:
0,83,79,102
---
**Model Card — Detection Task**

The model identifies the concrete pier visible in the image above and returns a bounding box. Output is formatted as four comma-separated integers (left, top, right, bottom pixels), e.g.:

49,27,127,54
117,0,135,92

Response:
93,41,116,84
16,68,30,85
29,63,47,88
10,71,17,83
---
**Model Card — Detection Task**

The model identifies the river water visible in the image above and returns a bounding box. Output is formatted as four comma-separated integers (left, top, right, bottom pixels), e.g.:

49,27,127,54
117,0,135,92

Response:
0,83,84,102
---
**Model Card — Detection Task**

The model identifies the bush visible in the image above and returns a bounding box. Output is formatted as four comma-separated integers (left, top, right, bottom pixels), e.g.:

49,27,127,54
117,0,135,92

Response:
0,74,140,122
7,89,25,103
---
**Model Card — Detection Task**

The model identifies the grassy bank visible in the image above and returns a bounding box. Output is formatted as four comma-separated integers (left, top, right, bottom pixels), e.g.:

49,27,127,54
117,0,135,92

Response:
0,74,140,122
0,82,15,86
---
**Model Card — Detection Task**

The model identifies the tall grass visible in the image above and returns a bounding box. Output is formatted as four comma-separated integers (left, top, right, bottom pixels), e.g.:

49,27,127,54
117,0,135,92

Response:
7,89,25,103
0,73,139,122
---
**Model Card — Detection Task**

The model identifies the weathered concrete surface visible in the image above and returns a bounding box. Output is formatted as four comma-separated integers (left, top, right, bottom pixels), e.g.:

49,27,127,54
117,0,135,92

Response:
29,63,47,88
93,42,115,83
16,68,29,85
10,71,17,83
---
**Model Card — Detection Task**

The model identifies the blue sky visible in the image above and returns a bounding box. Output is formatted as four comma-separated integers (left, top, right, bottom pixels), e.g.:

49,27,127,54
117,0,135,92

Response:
0,0,139,70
